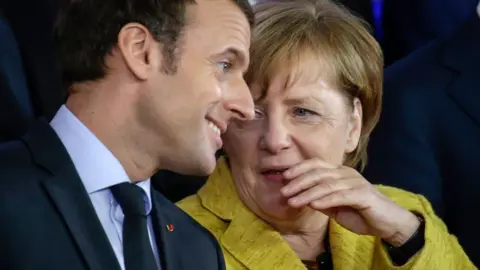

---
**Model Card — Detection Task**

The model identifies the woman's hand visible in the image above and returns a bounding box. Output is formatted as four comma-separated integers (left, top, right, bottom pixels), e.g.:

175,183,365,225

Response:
281,158,420,247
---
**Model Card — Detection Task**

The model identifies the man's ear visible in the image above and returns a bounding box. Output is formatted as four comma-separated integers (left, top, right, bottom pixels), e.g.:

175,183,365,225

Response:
345,97,362,153
117,23,162,80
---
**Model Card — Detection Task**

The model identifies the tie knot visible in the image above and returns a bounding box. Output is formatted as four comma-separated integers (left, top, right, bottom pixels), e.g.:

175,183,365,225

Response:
110,183,148,216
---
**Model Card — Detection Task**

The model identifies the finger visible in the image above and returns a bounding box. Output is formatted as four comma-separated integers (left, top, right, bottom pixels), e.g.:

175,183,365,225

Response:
283,158,338,179
308,186,372,211
287,178,355,207
281,168,341,197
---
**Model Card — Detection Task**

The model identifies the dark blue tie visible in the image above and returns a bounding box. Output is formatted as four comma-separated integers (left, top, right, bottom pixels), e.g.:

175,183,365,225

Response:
110,183,157,270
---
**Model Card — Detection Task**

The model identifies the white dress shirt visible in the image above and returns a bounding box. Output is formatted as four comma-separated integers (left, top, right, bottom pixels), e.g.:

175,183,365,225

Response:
50,105,160,270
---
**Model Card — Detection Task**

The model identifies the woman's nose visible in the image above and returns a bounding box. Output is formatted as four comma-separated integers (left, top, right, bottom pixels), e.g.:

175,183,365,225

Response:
260,119,292,154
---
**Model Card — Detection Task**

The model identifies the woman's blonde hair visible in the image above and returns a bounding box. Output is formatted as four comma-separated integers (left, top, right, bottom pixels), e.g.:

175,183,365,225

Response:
245,0,383,170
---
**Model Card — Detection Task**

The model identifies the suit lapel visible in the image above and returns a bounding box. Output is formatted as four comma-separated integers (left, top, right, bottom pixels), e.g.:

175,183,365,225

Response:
22,120,119,270
443,15,480,128
446,72,480,127
42,172,120,270
151,191,180,270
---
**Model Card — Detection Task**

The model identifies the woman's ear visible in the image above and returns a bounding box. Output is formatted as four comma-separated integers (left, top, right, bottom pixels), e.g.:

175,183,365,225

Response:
345,97,362,153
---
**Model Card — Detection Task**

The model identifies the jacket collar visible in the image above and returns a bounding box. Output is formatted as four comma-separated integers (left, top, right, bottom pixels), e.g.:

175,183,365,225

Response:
22,120,119,270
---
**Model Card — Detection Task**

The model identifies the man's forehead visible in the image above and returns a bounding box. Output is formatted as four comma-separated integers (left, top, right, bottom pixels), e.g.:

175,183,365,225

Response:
184,0,251,52
186,0,246,20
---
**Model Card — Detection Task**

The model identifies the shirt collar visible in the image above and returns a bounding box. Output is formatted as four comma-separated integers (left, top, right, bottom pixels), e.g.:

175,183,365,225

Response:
50,105,152,213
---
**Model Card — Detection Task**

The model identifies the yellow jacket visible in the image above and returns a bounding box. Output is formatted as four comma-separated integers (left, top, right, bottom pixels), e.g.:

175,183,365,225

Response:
177,157,475,270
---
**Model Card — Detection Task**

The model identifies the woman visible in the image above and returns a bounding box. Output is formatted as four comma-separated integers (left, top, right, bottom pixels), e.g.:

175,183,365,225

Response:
178,0,475,269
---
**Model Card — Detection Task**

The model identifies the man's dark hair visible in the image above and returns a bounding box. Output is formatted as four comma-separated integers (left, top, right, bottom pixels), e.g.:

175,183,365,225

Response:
54,0,254,87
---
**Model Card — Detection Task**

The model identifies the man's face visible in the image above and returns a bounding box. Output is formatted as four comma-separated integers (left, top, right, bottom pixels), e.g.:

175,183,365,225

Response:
141,0,254,175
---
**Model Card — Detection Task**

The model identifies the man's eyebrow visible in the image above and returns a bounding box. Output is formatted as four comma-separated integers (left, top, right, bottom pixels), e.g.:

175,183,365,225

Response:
215,47,248,70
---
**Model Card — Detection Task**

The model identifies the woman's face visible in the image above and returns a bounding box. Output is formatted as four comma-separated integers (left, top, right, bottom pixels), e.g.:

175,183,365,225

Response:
223,63,363,223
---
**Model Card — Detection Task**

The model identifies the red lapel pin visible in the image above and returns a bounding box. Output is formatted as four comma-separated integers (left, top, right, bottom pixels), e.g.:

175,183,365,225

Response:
166,224,174,232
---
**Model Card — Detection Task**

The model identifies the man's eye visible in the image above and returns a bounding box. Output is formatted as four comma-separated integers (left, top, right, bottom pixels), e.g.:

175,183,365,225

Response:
217,61,232,73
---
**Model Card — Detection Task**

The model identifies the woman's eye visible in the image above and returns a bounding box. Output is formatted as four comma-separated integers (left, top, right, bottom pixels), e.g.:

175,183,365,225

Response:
293,107,317,117
254,108,265,119
217,61,232,73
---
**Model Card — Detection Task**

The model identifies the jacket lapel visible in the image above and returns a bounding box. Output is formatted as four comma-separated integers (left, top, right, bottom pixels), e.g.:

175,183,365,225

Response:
150,190,180,270
443,14,480,128
220,206,305,270
198,157,305,270
22,120,119,270
329,221,374,270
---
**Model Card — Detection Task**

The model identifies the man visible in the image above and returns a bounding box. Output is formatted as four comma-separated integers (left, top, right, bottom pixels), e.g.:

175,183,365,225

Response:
0,0,254,269
364,2,480,265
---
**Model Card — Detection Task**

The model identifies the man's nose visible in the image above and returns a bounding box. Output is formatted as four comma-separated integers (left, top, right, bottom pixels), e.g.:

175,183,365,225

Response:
223,78,255,121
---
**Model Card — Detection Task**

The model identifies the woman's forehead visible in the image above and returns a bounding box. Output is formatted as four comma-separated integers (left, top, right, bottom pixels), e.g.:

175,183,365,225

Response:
249,54,338,101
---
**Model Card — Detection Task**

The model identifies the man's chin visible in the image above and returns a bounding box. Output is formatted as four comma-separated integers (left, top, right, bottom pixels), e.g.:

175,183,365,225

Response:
184,154,217,176
198,155,217,175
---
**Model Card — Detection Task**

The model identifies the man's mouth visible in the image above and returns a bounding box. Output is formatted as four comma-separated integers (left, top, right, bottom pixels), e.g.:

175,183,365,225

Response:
205,117,224,149
207,120,221,136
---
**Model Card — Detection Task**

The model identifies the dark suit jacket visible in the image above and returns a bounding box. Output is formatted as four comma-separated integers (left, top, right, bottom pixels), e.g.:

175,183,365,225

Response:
0,120,226,270
364,14,480,265
382,0,478,65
